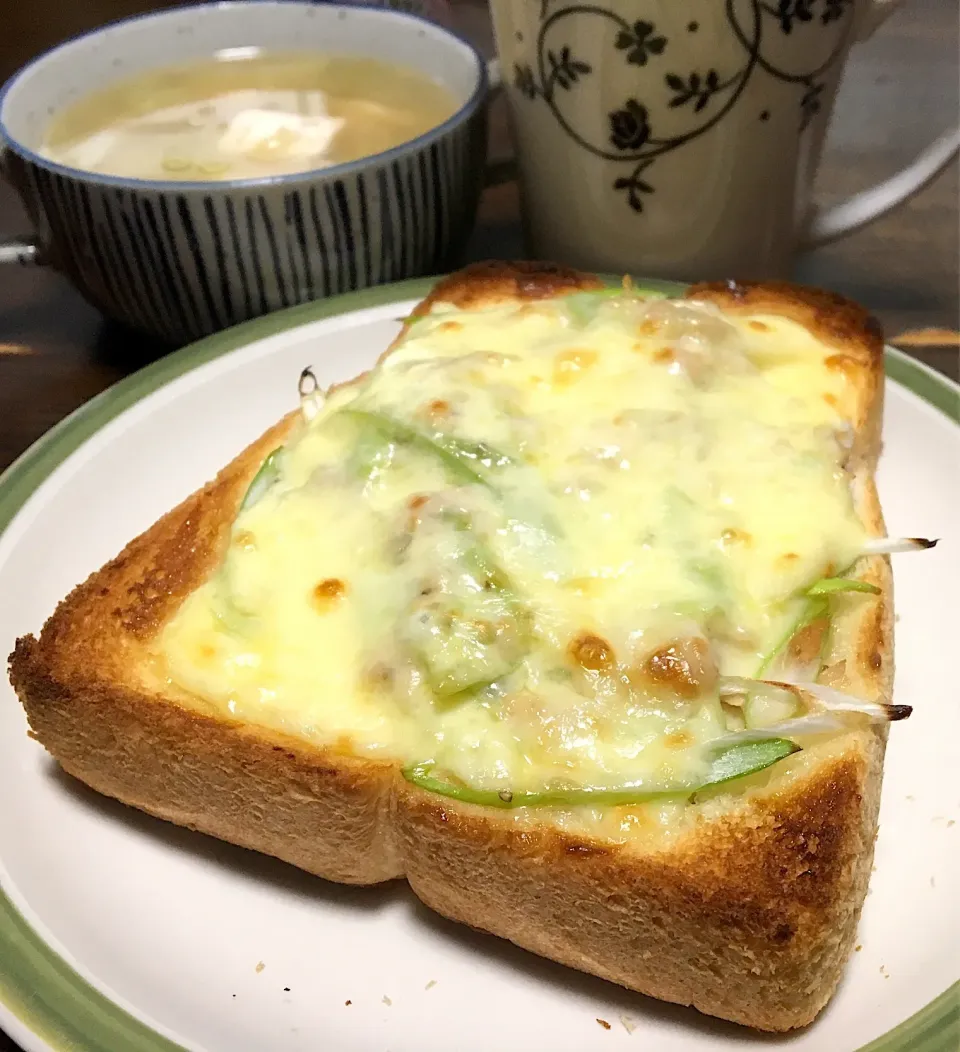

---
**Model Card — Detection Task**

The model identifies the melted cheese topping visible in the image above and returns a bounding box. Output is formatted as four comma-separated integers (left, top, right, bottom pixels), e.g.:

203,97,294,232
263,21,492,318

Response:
158,291,865,800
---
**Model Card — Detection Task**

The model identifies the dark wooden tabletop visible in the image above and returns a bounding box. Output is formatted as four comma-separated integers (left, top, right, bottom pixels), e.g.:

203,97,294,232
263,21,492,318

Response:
0,2,957,1050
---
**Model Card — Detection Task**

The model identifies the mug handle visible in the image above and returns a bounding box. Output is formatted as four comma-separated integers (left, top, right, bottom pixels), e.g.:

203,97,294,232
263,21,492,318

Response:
801,1,960,248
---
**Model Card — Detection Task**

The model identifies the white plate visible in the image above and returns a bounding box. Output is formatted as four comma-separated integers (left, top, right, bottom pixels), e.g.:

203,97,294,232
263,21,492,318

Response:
0,281,957,1052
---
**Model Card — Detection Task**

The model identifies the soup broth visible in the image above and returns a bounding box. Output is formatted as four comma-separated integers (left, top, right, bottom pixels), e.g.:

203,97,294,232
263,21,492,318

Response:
41,50,458,181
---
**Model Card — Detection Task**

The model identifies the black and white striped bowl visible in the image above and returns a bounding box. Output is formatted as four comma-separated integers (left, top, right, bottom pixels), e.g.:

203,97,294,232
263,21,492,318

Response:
0,1,490,345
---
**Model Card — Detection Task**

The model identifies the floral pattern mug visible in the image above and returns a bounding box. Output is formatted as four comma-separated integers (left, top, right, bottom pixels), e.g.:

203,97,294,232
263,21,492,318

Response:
490,0,960,280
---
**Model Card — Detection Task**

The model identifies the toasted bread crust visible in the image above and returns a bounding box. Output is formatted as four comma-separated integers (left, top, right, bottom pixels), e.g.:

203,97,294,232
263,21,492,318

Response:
687,279,884,442
8,262,892,1031
413,259,603,316
686,278,884,361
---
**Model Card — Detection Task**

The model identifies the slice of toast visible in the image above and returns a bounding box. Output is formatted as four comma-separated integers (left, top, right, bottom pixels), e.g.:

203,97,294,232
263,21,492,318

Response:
8,262,892,1031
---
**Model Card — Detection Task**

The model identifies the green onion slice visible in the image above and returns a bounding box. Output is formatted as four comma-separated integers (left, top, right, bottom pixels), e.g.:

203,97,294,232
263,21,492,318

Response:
402,737,799,809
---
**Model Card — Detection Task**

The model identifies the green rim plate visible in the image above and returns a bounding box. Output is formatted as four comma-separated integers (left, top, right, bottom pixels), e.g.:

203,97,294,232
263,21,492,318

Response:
0,278,957,1052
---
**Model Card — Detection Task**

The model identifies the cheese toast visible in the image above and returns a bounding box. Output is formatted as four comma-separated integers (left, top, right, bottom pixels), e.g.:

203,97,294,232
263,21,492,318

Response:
9,262,909,1031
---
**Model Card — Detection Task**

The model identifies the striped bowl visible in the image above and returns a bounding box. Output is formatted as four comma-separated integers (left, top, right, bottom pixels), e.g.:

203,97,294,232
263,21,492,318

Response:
0,2,490,345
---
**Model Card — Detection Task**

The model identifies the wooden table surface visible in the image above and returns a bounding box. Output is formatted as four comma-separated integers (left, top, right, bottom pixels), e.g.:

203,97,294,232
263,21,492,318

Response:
0,2,957,1050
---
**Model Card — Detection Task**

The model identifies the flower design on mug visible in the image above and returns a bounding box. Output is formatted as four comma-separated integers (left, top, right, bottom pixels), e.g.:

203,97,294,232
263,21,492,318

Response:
513,62,539,99
773,0,814,34
665,70,723,113
513,1,854,216
614,20,667,66
821,0,852,24
546,46,591,90
609,100,650,151
614,161,655,213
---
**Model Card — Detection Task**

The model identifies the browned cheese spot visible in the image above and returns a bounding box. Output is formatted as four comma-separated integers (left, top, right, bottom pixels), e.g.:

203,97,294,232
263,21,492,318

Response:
824,353,860,379
569,632,615,671
418,398,451,423
553,348,598,385
643,638,716,699
312,577,348,612
232,529,256,550
196,643,216,663
406,493,431,531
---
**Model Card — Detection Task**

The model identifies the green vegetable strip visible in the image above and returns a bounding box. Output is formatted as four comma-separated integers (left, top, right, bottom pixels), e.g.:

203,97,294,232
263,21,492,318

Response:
756,597,827,675
805,577,881,596
563,286,668,326
463,536,521,602
239,447,284,512
406,526,531,697
402,737,799,809
342,409,514,489
758,574,882,674
563,288,623,326
217,446,286,627
704,738,799,785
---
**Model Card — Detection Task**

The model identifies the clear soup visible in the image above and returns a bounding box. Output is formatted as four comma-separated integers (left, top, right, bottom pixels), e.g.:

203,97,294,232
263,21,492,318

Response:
41,49,458,181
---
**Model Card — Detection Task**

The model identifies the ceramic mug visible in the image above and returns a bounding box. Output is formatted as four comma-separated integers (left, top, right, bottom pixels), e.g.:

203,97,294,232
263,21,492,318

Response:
0,2,493,344
490,0,960,281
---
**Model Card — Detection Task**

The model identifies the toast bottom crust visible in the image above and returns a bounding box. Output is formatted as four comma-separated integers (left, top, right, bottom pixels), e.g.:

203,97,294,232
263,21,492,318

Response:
398,735,885,1031
12,634,885,1032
